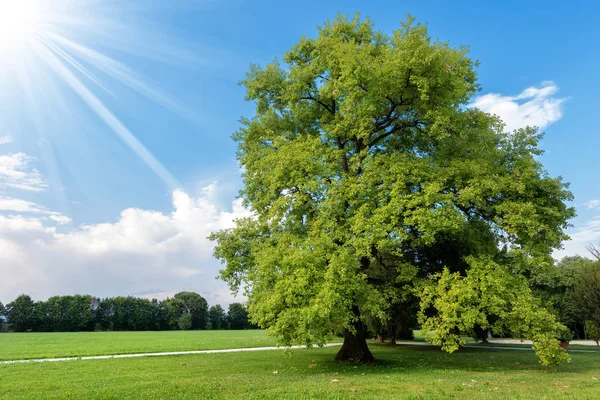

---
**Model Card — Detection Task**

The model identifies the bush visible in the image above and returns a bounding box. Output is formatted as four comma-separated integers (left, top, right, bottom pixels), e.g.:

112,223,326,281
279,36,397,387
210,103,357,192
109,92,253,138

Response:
532,333,571,367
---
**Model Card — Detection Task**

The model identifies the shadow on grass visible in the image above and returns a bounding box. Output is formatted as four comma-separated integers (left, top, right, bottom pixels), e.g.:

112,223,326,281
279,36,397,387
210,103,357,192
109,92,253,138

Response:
306,342,592,377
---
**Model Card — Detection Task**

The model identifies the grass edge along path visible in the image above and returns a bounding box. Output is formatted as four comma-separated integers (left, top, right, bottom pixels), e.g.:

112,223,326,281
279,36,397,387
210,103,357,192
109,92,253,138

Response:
0,343,344,365
3,339,597,365
0,330,277,361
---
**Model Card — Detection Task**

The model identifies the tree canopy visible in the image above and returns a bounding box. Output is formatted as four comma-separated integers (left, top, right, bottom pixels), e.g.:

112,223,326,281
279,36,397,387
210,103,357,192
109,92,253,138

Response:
211,14,574,363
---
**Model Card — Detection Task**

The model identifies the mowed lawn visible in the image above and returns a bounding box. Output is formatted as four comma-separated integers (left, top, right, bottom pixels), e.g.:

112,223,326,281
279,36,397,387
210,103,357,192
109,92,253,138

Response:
0,330,277,361
1,343,600,399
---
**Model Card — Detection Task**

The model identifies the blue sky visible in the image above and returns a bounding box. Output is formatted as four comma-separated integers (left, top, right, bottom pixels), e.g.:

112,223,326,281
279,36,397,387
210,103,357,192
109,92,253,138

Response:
0,0,598,304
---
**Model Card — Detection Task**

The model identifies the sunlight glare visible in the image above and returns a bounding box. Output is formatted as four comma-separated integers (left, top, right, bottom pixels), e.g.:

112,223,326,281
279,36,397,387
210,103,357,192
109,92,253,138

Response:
0,0,42,52
0,0,198,189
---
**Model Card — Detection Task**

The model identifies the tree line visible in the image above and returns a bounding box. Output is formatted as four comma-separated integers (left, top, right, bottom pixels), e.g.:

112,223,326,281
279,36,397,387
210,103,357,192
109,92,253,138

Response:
531,253,600,344
0,291,255,332
365,253,600,346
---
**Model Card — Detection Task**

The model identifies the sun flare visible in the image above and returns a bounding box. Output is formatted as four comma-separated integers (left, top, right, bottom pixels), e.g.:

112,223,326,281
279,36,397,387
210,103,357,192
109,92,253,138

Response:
0,0,42,50
0,0,196,189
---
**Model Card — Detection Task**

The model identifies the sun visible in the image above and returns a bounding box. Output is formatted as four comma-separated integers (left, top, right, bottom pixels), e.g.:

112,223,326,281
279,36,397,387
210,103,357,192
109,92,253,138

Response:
0,0,193,189
0,0,43,52
0,0,42,35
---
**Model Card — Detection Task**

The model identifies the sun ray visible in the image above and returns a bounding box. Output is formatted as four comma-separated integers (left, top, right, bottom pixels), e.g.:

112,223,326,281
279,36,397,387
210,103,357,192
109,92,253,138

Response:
38,34,116,98
32,37,183,190
42,32,198,123
0,0,206,191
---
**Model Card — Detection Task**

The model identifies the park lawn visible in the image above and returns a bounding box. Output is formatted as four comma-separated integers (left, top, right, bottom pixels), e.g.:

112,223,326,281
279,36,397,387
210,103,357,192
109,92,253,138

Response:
0,330,277,361
1,343,599,399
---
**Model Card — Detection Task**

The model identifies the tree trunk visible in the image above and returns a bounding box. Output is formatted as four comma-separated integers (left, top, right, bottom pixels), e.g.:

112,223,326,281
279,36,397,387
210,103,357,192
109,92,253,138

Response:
334,311,375,363
387,320,397,345
334,330,375,363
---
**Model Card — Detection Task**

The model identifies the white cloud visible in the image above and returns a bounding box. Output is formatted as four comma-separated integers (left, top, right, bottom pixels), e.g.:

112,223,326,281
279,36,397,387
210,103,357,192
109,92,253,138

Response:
0,135,12,145
0,197,47,213
0,152,48,192
586,199,600,210
554,216,600,260
0,196,71,225
0,187,251,306
470,81,566,132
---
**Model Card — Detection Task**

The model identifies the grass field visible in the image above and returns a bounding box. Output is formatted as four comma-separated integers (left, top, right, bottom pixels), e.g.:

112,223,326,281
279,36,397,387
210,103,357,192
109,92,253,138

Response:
0,330,277,361
1,341,599,399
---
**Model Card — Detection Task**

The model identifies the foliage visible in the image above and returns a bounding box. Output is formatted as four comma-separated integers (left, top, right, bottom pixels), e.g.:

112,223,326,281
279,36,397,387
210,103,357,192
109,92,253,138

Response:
573,261,600,328
211,14,574,362
177,313,193,330
227,303,251,330
418,256,571,365
530,333,572,366
585,320,600,345
556,325,574,343
530,255,594,337
0,302,6,332
36,295,94,332
170,292,209,330
208,305,227,330
6,295,36,332
95,296,167,331
2,292,218,332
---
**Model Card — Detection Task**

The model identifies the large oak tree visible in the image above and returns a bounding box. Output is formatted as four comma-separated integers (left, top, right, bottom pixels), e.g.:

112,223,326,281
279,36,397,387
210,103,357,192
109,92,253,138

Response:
211,15,574,363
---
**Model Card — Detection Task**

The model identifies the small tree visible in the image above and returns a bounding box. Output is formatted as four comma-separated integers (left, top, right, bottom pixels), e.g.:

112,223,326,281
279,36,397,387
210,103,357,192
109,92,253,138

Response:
173,292,209,330
227,303,250,330
6,295,38,332
208,305,227,330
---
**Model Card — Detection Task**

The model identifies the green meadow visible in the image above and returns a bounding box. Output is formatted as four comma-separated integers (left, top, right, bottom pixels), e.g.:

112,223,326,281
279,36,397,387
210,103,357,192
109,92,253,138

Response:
0,330,276,361
1,331,600,399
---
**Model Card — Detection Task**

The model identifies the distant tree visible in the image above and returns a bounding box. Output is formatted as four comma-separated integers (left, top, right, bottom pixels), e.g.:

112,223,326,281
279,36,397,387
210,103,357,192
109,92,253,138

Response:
93,298,116,331
173,292,209,330
208,305,227,330
178,313,193,330
530,256,595,338
587,244,600,260
573,261,600,333
96,296,157,331
585,320,600,345
6,295,36,332
36,295,94,332
0,301,6,332
227,303,250,330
